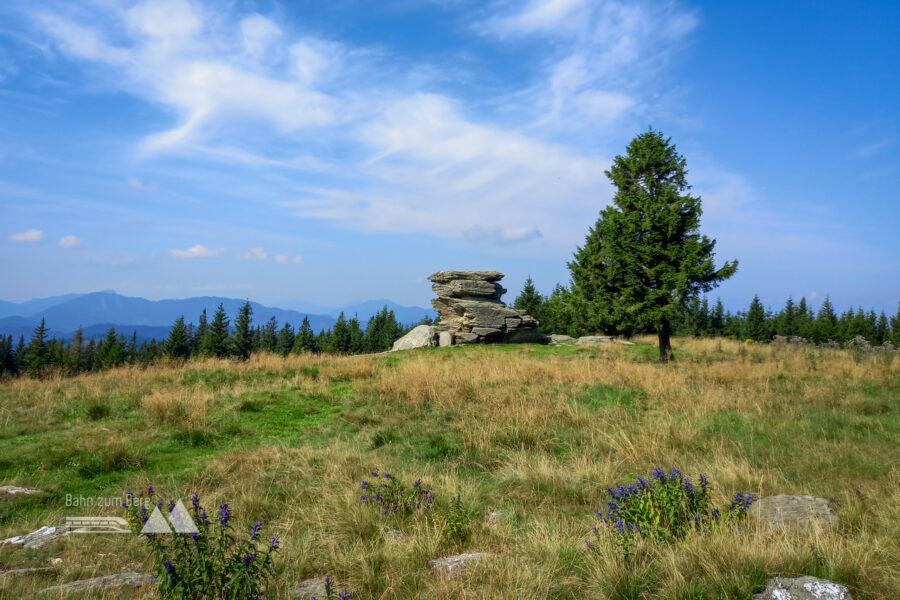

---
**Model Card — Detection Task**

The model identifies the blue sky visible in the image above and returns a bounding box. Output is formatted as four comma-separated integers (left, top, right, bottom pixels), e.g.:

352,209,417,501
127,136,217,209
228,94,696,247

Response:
0,0,897,314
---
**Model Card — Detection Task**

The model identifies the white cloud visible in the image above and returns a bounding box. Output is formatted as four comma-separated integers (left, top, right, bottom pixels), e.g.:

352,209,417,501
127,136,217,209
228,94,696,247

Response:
240,14,282,61
128,176,156,191
10,229,43,242
169,244,224,258
293,255,302,264
240,246,267,260
59,235,80,247
274,253,288,264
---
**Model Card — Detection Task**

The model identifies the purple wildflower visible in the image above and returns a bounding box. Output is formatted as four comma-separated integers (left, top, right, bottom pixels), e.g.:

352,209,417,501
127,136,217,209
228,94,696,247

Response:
585,539,594,549
242,553,256,566
219,502,231,527
651,467,665,482
360,481,369,490
269,535,280,551
339,590,352,600
383,472,392,479
163,559,175,579
191,492,199,511
370,471,378,477
360,494,367,502
147,485,155,496
250,520,262,540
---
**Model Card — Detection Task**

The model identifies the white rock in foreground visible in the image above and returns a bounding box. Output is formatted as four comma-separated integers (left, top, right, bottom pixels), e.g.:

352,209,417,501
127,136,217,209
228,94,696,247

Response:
1,526,70,549
430,552,492,577
1,485,39,495
751,576,852,600
391,325,438,351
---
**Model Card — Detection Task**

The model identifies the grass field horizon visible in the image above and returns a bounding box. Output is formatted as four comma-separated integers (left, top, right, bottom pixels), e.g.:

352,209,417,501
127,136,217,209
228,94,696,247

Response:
1,338,898,598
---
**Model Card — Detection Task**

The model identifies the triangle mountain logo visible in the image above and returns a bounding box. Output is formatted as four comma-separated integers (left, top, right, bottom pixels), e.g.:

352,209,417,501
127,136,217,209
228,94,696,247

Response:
140,500,199,535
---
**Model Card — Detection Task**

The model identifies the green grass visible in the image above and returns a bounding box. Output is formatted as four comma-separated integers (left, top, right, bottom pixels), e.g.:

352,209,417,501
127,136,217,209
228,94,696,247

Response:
1,340,898,599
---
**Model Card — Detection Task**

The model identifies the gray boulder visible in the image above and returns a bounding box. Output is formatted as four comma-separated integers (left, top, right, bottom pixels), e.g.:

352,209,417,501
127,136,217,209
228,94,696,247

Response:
1,485,40,495
749,495,836,531
40,570,153,593
751,576,852,599
291,577,348,599
575,336,613,346
1,526,71,549
428,270,504,283
549,334,574,343
432,280,505,300
430,552,492,577
391,325,438,351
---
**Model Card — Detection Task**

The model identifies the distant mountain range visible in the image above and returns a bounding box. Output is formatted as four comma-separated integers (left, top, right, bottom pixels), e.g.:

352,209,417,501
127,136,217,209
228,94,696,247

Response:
0,291,434,342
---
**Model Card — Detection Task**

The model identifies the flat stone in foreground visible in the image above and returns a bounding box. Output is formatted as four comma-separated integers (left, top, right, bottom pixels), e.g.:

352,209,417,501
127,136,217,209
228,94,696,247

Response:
1,567,56,577
751,576,852,600
1,526,71,549
1,485,40,495
291,577,348,599
40,570,153,593
749,495,836,531
575,336,613,346
430,552,492,577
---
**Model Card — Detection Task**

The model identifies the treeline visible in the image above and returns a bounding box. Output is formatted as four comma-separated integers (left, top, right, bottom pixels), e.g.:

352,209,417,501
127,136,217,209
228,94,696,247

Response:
0,302,420,379
514,277,900,346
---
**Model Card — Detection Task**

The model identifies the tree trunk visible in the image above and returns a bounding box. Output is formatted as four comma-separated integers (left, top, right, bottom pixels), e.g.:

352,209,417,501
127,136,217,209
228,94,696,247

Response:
658,321,674,363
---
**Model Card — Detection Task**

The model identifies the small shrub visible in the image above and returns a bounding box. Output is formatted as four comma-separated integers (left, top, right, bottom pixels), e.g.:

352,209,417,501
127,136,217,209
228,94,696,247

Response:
370,428,397,448
586,467,753,559
125,487,280,600
359,471,435,515
170,428,215,447
443,493,470,544
238,399,266,413
86,401,111,420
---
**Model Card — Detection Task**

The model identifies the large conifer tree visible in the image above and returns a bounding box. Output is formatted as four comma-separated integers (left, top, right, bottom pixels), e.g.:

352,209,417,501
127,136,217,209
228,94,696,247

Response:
569,129,737,362
203,304,231,358
232,301,254,360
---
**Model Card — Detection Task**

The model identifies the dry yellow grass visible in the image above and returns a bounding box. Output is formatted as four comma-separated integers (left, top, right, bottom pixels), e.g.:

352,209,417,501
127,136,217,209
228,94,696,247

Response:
0,338,898,598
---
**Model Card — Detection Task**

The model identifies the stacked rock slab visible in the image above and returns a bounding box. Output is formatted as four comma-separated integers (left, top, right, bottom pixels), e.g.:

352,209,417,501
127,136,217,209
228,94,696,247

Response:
428,270,544,345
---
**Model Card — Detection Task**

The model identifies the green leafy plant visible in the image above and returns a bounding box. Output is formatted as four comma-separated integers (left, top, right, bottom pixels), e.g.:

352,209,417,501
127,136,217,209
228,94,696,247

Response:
585,467,753,559
125,487,280,600
443,493,470,544
359,471,435,515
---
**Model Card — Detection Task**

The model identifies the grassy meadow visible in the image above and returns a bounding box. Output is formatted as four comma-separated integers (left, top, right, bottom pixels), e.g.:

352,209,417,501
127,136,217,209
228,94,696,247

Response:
1,338,898,599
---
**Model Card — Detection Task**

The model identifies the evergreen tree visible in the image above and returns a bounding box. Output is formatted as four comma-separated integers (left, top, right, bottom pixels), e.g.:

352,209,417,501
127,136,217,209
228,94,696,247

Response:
709,298,726,336
744,295,771,341
25,318,50,377
166,316,191,359
348,316,365,353
66,327,85,374
96,328,125,370
192,309,208,355
126,331,137,363
276,322,295,356
231,301,254,360
203,304,231,358
14,335,26,373
513,276,545,319
261,316,278,352
568,129,737,361
775,297,796,337
293,316,318,353
813,296,837,343
327,313,351,353
364,307,404,352
890,302,900,346
875,311,889,344
795,297,813,339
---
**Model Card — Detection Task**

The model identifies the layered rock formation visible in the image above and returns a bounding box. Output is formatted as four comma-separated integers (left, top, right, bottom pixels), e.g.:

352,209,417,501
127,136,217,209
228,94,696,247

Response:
428,270,544,345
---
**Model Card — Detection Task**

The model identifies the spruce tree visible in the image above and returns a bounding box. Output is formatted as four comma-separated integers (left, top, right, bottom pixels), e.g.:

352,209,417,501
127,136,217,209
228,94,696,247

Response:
744,295,770,341
231,301,254,360
193,309,208,355
776,297,796,337
513,276,545,320
25,318,49,377
293,316,318,353
203,304,231,358
875,311,889,344
261,316,278,353
328,313,351,353
813,296,837,343
277,322,295,356
166,316,191,359
710,298,725,336
890,302,900,346
568,129,737,361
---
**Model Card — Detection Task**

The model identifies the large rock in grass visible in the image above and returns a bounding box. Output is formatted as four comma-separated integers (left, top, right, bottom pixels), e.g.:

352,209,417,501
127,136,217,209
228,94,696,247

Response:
749,495,836,531
428,270,544,345
391,325,439,351
1,526,70,549
40,570,153,593
751,576,852,600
